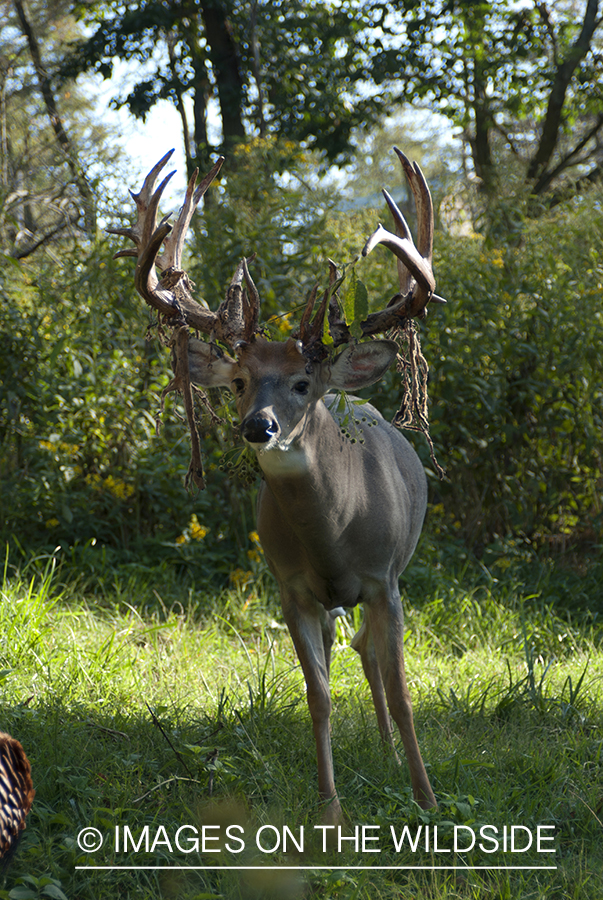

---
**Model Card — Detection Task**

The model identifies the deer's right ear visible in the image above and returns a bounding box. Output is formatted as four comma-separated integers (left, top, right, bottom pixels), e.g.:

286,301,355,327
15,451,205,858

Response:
187,338,237,387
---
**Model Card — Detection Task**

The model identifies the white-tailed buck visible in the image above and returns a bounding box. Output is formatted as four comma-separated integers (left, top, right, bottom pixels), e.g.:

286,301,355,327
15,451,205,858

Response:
110,148,445,821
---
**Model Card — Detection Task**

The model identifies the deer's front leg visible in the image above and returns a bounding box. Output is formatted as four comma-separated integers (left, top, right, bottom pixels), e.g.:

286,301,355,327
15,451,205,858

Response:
280,588,342,824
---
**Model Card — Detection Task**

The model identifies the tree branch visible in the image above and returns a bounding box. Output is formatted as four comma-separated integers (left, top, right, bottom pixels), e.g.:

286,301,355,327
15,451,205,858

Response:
12,215,80,259
526,0,600,185
166,29,193,173
546,160,603,209
534,1,559,66
532,112,603,195
12,0,96,234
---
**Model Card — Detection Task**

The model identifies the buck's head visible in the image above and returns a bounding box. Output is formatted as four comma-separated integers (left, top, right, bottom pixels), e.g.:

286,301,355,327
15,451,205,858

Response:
186,335,398,451
109,147,443,478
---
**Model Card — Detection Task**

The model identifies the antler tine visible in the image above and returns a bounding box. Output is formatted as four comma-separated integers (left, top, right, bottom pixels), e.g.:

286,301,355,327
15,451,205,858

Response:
113,150,175,246
218,255,262,348
299,283,318,339
108,151,176,259
382,188,413,297
108,150,177,302
298,262,349,355
109,153,222,336
358,147,448,332
297,270,332,362
363,223,435,295
362,147,442,320
394,147,433,263
158,156,224,273
241,256,260,340
134,219,174,308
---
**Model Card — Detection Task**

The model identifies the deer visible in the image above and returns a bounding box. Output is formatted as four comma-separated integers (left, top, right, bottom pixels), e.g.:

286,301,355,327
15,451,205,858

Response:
109,147,445,822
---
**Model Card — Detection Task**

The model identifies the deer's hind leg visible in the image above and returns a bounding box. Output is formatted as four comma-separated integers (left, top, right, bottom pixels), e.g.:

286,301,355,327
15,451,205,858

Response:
351,614,398,756
365,591,436,810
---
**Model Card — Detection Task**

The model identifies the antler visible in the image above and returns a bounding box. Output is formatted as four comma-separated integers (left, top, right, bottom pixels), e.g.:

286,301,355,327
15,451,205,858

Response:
111,147,443,356
361,147,446,329
296,148,445,359
108,151,261,348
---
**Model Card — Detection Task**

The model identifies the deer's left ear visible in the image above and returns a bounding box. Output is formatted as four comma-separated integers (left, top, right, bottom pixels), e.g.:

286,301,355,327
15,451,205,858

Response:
187,338,237,386
327,340,398,391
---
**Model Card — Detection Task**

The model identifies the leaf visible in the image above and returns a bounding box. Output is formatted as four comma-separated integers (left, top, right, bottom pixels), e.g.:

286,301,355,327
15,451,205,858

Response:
48,336,67,369
343,270,369,338
322,303,334,346
41,887,69,900
342,269,357,329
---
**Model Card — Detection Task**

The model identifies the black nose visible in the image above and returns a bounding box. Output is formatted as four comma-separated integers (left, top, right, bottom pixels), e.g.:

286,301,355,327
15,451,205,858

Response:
241,414,279,445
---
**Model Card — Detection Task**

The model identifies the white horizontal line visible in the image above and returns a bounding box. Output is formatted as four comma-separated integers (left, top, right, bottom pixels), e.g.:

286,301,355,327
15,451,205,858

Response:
75,865,558,871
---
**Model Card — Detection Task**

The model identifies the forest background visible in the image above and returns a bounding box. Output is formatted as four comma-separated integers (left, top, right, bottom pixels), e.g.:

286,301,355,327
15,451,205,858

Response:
1,0,601,589
0,2,603,899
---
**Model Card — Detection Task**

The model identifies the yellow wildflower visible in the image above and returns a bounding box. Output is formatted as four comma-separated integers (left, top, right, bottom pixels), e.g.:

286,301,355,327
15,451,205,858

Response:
189,513,208,540
103,475,135,500
60,442,80,455
176,534,188,545
230,568,254,588
278,314,293,335
45,518,59,529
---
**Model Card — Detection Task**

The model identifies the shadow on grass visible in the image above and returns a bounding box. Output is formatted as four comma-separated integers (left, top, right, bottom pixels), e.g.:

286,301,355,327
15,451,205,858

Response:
1,664,601,900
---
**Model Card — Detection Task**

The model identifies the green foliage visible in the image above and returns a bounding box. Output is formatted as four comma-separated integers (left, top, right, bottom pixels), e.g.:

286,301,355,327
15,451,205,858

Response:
342,267,369,339
65,0,389,165
363,184,603,549
192,138,336,321
0,0,126,258
374,0,603,201
0,554,601,899
0,139,348,580
0,240,257,576
2,131,602,567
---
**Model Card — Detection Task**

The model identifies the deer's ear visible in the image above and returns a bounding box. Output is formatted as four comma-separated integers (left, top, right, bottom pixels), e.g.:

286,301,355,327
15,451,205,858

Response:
327,340,398,391
187,338,237,387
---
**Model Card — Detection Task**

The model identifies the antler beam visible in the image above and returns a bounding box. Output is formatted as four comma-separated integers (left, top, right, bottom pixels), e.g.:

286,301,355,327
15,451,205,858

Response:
108,150,261,349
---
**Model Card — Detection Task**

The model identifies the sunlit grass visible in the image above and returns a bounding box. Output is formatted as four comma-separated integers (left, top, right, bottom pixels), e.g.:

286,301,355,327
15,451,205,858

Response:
0,550,601,899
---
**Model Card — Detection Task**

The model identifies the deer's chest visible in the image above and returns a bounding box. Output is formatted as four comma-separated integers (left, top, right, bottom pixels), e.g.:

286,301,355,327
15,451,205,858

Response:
256,479,381,610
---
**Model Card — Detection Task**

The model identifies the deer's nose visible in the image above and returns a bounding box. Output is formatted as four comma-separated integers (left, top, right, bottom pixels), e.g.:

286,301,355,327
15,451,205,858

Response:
241,413,279,445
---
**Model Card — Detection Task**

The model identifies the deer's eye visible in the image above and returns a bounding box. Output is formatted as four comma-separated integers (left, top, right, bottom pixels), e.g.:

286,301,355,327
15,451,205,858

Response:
293,380,310,395
232,378,245,394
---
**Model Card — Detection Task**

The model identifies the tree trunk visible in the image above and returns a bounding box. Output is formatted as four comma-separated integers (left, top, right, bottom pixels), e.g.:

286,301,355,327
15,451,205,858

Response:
166,29,193,174
199,0,246,149
464,9,495,195
526,0,599,187
13,0,96,234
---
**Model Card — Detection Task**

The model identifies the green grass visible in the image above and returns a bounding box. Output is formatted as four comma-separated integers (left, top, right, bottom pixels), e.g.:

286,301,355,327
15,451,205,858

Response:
0,547,601,900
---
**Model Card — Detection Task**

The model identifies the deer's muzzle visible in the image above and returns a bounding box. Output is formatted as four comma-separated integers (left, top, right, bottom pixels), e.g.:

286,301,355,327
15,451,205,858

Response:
241,414,279,446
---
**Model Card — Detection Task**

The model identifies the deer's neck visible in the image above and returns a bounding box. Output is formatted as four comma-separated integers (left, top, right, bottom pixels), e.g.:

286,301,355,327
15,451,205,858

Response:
255,399,357,534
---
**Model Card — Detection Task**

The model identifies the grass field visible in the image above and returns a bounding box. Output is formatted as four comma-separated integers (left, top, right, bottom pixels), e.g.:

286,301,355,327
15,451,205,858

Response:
0,544,601,900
